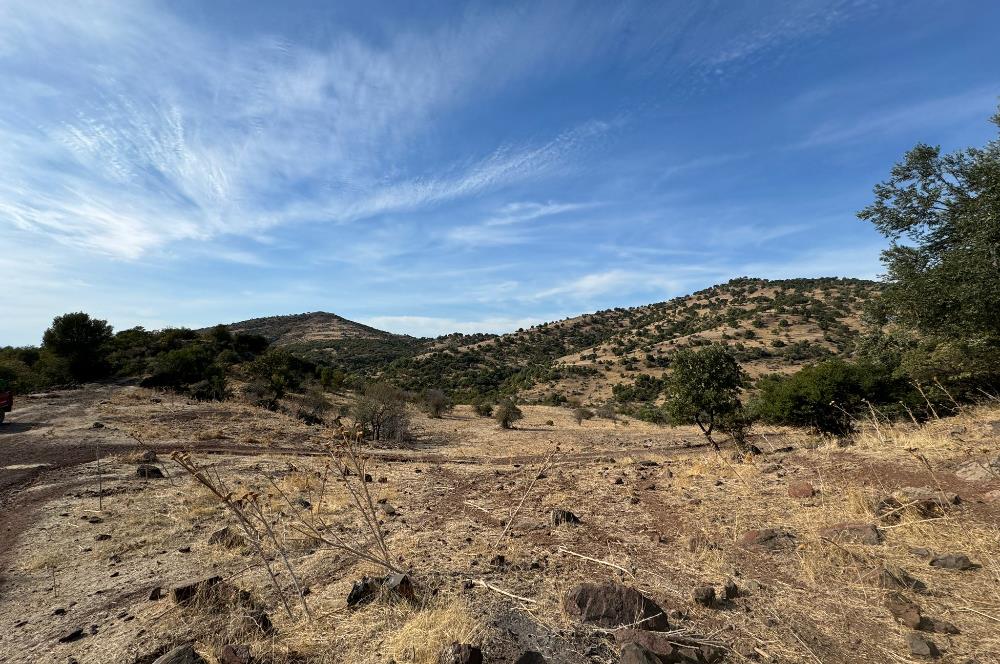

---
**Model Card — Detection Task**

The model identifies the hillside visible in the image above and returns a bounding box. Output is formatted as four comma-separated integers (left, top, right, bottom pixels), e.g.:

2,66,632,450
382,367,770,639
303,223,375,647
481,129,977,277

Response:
381,277,880,402
219,277,880,402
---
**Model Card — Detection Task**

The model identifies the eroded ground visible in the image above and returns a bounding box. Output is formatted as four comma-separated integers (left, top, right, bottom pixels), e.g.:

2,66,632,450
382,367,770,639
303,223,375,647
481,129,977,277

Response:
1,386,998,664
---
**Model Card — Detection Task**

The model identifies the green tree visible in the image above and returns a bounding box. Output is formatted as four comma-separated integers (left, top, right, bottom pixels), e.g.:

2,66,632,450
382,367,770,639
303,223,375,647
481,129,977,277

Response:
42,312,114,381
494,399,523,429
663,345,749,441
858,106,1000,390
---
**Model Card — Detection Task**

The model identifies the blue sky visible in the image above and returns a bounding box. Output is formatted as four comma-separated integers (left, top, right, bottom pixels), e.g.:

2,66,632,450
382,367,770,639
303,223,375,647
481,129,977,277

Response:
2,1,998,345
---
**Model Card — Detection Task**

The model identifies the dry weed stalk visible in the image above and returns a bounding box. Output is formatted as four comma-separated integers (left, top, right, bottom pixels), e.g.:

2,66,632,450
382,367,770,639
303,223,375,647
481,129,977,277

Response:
171,451,310,619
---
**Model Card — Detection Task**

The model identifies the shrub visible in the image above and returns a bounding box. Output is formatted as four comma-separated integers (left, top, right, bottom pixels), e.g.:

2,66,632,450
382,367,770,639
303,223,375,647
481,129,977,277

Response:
494,399,523,429
662,345,749,441
572,407,594,425
421,388,452,418
472,400,494,417
353,382,409,443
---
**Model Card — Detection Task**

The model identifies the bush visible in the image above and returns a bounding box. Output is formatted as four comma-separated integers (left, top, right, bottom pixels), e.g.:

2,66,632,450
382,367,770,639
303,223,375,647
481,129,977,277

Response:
663,345,749,440
473,400,494,417
572,407,594,425
494,399,523,429
353,382,409,443
42,312,114,381
753,359,906,438
421,388,452,418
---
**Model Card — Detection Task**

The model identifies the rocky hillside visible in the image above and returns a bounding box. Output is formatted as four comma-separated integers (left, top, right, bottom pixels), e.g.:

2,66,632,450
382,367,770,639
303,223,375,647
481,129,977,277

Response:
220,277,880,401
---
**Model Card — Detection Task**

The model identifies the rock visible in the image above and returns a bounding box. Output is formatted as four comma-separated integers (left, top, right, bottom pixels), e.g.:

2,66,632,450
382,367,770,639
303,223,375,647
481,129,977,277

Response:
956,461,996,482
563,582,668,630
383,573,416,602
514,652,546,664
619,643,661,664
57,627,85,643
818,522,882,545
295,497,311,509
149,586,163,601
907,633,939,659
722,578,739,600
740,528,796,551
759,462,782,474
208,526,246,549
616,629,726,663
787,481,816,498
95,533,112,542
551,509,581,526
152,644,206,664
929,553,976,570
137,464,164,479
218,644,253,664
885,592,922,629
53,607,66,616
920,617,960,634
170,576,222,605
637,460,659,467
380,503,397,516
135,449,158,463
692,585,716,607
878,565,927,593
92,422,105,429
439,643,483,664
347,577,382,607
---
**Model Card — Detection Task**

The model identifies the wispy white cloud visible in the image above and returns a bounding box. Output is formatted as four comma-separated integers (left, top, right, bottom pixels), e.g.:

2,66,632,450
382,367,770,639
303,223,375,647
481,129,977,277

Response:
530,269,684,301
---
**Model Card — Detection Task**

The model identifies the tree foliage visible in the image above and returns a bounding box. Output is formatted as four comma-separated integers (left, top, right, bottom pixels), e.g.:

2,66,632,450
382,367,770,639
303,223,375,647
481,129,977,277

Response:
494,399,523,429
662,345,748,436
41,312,114,381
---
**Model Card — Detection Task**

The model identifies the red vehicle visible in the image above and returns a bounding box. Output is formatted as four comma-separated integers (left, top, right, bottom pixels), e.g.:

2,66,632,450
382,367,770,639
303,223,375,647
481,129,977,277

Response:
0,388,12,423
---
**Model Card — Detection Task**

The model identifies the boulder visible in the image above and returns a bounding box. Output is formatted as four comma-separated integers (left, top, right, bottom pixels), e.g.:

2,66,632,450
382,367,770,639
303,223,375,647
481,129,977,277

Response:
929,553,976,570
137,464,164,479
818,522,882,545
920,617,960,634
956,461,996,482
439,643,483,664
620,643,661,664
564,582,668,630
551,509,581,526
152,644,206,664
740,528,795,551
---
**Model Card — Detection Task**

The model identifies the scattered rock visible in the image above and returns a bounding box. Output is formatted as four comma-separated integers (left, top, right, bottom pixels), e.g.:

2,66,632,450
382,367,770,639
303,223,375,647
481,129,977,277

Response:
383,573,416,602
759,462,782,474
692,585,715,607
439,643,483,664
514,652,546,664
885,592,922,629
170,576,223,605
208,526,246,550
920,617,960,634
818,522,882,545
295,497,311,509
563,582,668,630
136,465,164,479
616,629,726,663
92,422,104,429
94,533,112,542
722,578,739,600
347,573,416,607
929,554,976,570
148,586,163,601
637,460,659,467
218,644,253,664
619,643,660,664
53,607,66,616
787,481,816,499
347,577,382,607
740,528,795,551
380,503,398,516
151,643,206,664
907,633,939,659
878,565,927,593
57,627,85,643
551,509,581,526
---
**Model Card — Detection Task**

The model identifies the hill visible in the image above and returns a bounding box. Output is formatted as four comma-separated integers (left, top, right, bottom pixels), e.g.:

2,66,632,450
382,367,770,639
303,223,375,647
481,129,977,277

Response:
219,277,879,402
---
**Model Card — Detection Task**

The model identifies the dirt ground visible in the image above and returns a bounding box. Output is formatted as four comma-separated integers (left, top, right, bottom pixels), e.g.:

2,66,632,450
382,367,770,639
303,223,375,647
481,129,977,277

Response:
1,386,998,664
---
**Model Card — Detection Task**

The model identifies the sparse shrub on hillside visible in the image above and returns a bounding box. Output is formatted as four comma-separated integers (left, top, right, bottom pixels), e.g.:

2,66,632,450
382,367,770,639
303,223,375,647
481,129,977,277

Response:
353,382,409,443
421,388,452,418
297,387,330,425
572,407,594,425
663,345,749,443
595,401,618,423
494,399,523,429
472,400,494,417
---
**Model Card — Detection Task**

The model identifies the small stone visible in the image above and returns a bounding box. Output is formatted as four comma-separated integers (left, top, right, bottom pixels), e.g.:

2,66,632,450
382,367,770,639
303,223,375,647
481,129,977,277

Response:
759,462,781,474
347,577,381,607
57,628,84,643
619,643,660,664
383,573,416,602
94,533,112,542
52,607,66,616
722,578,739,600
907,633,939,659
551,509,581,526
136,464,164,479
929,554,976,570
148,586,163,601
219,644,253,664
170,576,222,605
514,652,546,664
886,592,922,629
151,643,206,664
740,528,796,551
692,585,716,607
920,617,960,634
878,565,926,593
92,422,105,429
787,481,815,499
439,643,483,664
564,582,668,630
